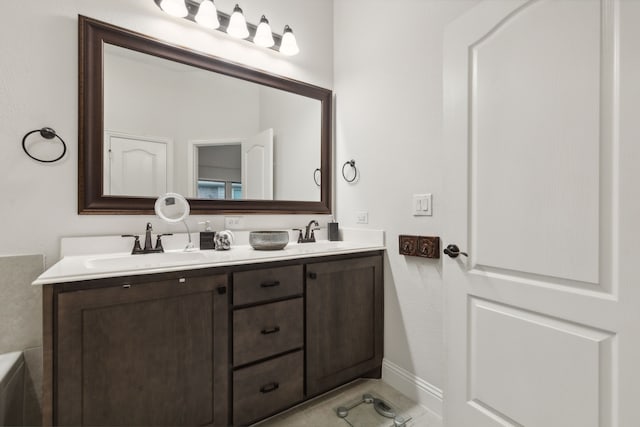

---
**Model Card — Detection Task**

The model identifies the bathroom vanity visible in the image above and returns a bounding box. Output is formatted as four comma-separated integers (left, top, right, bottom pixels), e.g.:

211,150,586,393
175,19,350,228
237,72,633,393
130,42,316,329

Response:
37,240,384,426
43,14,385,426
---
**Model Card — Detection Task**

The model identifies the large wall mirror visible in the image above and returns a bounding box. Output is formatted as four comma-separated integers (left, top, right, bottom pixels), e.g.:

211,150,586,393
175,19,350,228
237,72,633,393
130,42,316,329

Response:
79,16,332,214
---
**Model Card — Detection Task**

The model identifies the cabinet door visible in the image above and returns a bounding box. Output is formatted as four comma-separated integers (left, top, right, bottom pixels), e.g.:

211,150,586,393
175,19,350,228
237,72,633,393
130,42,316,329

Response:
306,255,383,396
55,275,228,426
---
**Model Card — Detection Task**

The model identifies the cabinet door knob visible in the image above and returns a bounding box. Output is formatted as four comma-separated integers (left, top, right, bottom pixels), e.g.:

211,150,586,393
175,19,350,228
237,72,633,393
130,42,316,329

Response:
259,382,280,393
216,286,227,295
260,326,280,335
308,272,317,279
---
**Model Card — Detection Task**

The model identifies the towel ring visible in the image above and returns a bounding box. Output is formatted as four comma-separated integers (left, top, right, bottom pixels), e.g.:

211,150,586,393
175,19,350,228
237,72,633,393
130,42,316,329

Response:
313,168,321,186
22,127,67,163
342,159,357,183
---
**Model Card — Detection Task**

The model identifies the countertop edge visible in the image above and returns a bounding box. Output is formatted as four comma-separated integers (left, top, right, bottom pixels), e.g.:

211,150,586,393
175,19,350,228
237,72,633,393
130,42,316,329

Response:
33,244,386,286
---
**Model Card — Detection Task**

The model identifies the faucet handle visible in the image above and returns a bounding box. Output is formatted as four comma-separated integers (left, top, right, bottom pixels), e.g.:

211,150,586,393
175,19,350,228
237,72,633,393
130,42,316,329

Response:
154,233,173,251
310,227,321,242
121,234,142,254
292,228,303,243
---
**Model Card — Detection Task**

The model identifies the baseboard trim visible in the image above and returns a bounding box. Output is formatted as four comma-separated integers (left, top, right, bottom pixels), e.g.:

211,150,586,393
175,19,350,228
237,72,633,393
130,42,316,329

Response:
381,359,443,418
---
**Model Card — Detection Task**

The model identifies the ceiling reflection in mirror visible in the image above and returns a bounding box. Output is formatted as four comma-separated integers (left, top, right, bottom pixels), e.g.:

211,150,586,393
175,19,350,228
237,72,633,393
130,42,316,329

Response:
103,44,321,202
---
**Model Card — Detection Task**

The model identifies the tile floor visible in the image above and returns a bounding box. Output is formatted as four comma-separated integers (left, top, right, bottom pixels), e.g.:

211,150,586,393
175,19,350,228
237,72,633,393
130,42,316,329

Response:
253,379,442,427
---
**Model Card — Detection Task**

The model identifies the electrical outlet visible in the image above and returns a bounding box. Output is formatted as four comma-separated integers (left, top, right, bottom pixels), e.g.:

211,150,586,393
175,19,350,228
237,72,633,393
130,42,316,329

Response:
356,211,369,224
224,216,244,229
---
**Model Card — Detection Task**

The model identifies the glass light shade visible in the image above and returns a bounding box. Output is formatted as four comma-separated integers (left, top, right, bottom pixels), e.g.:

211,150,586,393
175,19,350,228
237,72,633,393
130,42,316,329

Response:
160,0,188,18
254,15,274,48
227,4,249,39
279,25,299,56
195,0,220,29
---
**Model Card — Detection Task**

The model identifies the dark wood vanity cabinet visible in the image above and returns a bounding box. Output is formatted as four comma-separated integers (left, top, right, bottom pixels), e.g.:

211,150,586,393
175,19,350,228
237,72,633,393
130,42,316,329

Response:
44,251,383,426
232,265,305,426
306,255,384,396
47,273,229,426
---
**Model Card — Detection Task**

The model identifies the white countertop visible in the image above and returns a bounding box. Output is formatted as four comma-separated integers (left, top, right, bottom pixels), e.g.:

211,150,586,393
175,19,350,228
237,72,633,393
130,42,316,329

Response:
33,229,385,286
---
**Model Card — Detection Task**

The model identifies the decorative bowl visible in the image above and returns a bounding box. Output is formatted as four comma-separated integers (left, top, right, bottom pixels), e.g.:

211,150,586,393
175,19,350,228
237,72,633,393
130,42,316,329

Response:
249,231,289,250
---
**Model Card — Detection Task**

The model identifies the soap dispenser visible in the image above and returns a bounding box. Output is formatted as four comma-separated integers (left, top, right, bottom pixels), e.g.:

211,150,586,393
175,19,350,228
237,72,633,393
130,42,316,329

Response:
328,216,340,241
199,221,216,250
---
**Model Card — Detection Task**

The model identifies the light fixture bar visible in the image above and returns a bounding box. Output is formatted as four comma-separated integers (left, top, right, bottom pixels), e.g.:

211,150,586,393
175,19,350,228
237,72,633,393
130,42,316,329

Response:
153,0,285,52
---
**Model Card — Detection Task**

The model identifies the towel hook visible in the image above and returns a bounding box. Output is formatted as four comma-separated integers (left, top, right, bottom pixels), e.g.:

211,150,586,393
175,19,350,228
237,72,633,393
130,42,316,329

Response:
313,168,321,186
22,127,67,163
342,159,357,183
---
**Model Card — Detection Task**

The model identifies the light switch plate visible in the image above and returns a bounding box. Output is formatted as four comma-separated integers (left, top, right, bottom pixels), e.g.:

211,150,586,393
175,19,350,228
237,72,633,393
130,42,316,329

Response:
399,235,418,256
417,236,440,258
412,194,432,216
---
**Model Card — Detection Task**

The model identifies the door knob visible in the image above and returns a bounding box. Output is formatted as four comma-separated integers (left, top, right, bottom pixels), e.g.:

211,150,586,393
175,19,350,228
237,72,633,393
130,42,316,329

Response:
444,244,468,258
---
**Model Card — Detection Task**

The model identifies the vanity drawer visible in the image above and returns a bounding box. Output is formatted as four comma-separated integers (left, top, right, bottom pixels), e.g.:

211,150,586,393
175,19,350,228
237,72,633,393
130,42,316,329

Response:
233,298,303,366
233,350,303,426
233,265,303,306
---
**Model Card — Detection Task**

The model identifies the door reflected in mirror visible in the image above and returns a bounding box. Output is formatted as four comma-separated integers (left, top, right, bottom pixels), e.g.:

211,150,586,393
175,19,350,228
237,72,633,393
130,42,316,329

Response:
104,44,320,203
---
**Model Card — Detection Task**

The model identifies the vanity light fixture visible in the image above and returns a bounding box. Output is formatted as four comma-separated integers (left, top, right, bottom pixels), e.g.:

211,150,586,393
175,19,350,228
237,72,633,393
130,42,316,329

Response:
194,0,220,29
253,15,275,48
279,25,299,56
153,0,299,55
159,0,188,17
227,4,249,39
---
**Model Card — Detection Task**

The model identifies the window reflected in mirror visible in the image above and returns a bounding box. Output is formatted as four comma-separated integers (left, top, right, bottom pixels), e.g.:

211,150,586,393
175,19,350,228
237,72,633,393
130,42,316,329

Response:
197,180,242,200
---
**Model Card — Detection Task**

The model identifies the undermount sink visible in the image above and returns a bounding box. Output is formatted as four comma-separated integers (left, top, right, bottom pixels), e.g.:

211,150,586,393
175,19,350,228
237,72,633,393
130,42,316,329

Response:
85,251,207,270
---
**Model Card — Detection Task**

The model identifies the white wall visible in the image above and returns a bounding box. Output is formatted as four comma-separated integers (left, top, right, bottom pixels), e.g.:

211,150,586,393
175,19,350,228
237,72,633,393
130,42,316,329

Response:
334,0,479,409
105,51,322,200
104,50,260,195
259,87,322,201
0,0,333,265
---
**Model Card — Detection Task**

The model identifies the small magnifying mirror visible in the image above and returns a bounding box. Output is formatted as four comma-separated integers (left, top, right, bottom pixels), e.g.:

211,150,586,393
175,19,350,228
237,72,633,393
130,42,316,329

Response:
154,193,195,251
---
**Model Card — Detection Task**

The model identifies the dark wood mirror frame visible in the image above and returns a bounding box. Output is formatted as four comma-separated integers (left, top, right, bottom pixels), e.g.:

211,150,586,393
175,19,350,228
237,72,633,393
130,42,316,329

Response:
79,16,332,215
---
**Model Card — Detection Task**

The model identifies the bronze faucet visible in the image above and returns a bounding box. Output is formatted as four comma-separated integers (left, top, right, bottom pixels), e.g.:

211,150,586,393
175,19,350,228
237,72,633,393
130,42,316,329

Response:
294,220,320,243
122,222,173,254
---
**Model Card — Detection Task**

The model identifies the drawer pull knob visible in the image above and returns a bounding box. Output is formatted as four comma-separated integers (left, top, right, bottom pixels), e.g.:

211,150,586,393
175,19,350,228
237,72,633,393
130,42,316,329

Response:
260,280,281,288
217,286,227,295
308,272,317,279
260,382,280,393
261,326,281,335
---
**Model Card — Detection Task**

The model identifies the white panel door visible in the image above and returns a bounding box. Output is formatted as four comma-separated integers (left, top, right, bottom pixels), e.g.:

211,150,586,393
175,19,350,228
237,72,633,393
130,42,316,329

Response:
241,128,273,200
104,131,171,197
443,0,640,426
